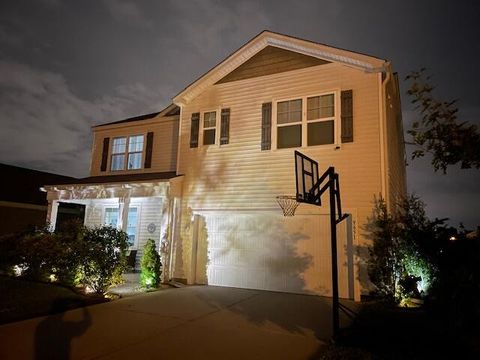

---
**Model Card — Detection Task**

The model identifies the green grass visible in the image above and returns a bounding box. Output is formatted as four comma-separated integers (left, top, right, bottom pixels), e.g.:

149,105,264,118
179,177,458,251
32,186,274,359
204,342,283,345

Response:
0,276,106,324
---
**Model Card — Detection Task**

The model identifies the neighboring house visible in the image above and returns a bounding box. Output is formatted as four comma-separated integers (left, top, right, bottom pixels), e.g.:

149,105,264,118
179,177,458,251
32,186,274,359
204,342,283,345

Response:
0,163,74,236
44,31,406,301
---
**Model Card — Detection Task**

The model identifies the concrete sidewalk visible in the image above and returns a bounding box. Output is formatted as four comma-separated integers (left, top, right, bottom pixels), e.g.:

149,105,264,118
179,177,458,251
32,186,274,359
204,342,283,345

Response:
0,286,358,360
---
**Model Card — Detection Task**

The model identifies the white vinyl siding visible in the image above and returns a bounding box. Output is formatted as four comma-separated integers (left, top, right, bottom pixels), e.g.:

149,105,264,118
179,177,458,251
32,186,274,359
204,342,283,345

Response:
178,63,381,213
178,63,382,299
91,116,179,176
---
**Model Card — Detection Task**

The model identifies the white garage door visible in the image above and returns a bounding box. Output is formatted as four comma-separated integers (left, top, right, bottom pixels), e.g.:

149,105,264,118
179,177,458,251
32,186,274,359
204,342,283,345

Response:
192,212,354,298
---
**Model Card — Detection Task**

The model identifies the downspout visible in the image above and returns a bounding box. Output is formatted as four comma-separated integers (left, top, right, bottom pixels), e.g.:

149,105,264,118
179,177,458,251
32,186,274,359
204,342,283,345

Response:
175,102,184,176
170,101,183,281
378,63,391,206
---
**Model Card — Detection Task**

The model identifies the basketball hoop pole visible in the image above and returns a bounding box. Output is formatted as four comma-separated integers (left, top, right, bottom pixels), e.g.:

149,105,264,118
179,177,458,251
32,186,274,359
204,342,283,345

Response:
310,166,341,340
293,150,349,341
328,168,340,341
288,151,349,340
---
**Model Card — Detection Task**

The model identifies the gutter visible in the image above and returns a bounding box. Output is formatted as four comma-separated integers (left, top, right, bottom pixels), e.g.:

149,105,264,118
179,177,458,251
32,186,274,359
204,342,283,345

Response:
378,62,391,205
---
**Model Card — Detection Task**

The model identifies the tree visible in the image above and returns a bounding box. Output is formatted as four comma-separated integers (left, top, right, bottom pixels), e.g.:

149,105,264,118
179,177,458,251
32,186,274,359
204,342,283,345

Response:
365,195,447,302
405,68,480,173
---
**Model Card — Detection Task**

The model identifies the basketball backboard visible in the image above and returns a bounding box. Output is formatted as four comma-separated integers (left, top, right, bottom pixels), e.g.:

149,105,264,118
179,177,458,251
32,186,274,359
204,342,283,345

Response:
295,150,320,204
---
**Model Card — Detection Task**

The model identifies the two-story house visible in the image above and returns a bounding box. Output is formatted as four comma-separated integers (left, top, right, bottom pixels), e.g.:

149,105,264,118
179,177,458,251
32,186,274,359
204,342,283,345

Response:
44,31,406,301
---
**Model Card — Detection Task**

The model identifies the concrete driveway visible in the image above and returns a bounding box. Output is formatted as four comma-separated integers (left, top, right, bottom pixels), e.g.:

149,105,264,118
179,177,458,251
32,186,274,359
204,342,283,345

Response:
0,286,358,360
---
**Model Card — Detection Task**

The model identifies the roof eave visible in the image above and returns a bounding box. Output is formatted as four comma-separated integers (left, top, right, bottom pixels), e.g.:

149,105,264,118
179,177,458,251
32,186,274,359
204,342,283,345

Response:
173,31,388,106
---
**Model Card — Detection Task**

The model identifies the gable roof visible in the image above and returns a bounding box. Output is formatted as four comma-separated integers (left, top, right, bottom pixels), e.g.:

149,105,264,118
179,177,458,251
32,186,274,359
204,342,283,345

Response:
43,171,178,188
173,30,388,105
92,103,180,129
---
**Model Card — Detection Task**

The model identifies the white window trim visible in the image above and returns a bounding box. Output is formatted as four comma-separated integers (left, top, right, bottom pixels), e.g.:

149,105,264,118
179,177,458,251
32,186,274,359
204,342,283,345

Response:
125,205,140,250
199,109,220,146
110,134,145,171
103,205,120,230
102,204,140,250
273,90,341,150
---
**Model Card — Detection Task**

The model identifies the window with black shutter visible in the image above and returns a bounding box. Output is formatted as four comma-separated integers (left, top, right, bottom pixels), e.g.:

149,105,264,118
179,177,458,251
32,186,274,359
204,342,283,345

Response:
144,132,154,168
100,137,109,172
261,102,272,150
341,90,353,143
190,113,200,148
220,108,230,145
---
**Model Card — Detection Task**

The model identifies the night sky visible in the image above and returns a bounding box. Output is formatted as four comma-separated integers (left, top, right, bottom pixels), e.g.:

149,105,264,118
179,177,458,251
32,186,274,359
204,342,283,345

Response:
0,0,479,227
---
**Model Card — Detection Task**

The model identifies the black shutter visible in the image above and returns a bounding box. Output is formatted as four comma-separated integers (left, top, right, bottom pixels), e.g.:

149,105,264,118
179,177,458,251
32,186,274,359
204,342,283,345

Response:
220,108,230,145
341,90,353,143
261,102,272,150
190,112,200,148
100,137,109,172
144,132,154,168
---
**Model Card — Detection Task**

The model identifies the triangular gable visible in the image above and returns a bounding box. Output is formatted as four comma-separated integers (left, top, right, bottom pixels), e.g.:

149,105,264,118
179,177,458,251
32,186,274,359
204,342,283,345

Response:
173,31,388,105
216,46,330,84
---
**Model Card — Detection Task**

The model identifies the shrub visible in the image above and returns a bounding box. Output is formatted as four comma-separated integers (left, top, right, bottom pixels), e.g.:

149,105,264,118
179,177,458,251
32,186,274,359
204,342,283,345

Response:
140,239,162,288
0,232,21,276
76,226,129,294
0,222,129,294
50,220,85,286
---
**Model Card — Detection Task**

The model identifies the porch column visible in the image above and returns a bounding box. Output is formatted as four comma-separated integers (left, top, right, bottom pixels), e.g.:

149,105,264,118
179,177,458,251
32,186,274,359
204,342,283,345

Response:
46,199,59,231
118,195,130,231
170,197,184,281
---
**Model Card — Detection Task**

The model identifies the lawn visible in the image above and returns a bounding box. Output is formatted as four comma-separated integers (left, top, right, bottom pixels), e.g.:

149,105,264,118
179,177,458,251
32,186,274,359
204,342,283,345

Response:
0,276,107,325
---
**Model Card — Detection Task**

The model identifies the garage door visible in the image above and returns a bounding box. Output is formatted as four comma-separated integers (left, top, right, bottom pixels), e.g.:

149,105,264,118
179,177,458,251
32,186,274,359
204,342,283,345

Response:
192,212,354,298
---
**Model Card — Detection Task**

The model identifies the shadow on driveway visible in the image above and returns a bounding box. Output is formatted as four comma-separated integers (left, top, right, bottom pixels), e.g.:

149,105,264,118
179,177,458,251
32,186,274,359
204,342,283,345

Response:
193,285,359,340
35,299,92,360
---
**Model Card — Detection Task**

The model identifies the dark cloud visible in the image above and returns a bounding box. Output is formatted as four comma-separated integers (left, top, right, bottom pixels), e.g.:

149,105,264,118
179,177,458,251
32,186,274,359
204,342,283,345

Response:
102,0,153,29
0,0,479,226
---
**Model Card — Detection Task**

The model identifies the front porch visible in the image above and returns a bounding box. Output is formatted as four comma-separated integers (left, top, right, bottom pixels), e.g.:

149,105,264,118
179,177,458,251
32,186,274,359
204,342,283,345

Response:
43,173,183,280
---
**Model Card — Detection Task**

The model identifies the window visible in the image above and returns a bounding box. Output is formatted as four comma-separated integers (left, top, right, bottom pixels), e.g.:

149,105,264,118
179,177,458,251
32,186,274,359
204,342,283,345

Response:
104,207,119,227
127,135,144,169
104,207,138,248
277,99,302,148
111,138,126,171
203,111,216,145
126,208,137,247
111,135,144,171
307,94,335,146
276,93,336,149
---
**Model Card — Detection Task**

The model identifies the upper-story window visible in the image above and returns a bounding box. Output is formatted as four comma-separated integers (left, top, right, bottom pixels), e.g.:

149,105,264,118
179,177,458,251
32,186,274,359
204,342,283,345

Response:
306,94,335,146
203,111,216,145
189,109,230,148
276,92,337,149
111,135,144,171
277,99,302,148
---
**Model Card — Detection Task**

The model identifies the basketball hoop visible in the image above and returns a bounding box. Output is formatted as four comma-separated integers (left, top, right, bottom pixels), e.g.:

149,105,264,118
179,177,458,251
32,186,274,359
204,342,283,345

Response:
276,195,299,217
